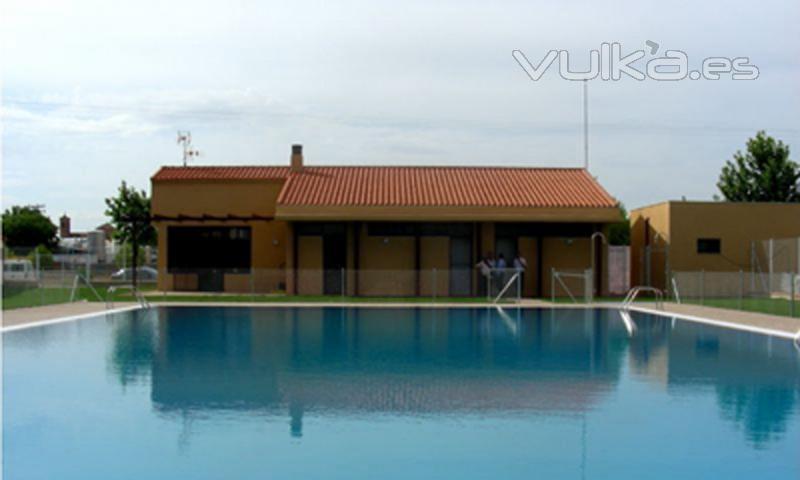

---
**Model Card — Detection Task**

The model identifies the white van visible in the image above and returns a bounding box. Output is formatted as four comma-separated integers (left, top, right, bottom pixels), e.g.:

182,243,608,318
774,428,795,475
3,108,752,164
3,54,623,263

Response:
3,259,37,282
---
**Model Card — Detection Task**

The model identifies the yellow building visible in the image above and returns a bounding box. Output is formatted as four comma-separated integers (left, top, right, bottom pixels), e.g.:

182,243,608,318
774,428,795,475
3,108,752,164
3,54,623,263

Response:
630,200,800,289
151,145,621,297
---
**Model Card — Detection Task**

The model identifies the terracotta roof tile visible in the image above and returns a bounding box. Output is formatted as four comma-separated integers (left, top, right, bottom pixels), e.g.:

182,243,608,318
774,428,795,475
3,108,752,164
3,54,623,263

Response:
152,166,289,181
151,165,617,208
277,167,616,208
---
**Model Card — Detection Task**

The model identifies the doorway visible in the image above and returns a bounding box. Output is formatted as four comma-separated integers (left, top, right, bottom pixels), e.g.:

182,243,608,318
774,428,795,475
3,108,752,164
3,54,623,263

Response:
323,233,347,295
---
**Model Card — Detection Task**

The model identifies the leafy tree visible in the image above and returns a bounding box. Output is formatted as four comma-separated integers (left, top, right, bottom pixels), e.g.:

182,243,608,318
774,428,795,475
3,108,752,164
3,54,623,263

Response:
1,205,58,249
115,243,146,268
717,131,800,202
105,182,155,288
608,204,630,246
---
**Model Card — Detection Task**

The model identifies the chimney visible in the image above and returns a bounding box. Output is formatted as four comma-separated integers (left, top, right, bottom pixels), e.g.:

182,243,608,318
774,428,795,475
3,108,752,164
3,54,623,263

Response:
291,144,304,173
60,214,71,238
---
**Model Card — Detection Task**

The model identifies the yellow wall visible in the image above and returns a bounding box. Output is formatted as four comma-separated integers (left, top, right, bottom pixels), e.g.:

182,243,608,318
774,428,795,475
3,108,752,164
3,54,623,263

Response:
480,222,495,257
358,227,416,296
630,202,670,288
670,202,800,271
297,236,323,295
630,201,800,290
540,237,592,297
152,180,284,217
419,236,449,296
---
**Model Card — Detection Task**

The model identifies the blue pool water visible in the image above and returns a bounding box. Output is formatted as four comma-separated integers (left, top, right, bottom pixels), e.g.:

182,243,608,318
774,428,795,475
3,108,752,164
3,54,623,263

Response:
4,307,799,479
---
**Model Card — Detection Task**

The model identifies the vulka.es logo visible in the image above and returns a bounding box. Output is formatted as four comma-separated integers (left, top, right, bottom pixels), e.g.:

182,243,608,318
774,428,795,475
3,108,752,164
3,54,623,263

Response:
513,41,759,81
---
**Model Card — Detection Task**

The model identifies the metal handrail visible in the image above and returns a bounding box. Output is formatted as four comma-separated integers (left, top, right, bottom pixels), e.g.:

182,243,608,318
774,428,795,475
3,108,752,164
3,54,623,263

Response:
671,276,681,304
69,273,104,303
621,286,664,311
618,309,637,336
794,330,800,353
107,285,152,310
493,272,521,304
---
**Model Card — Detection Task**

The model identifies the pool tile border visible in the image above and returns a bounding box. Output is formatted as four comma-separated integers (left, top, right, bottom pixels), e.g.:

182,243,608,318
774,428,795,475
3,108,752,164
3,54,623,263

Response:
2,302,798,344
626,305,797,340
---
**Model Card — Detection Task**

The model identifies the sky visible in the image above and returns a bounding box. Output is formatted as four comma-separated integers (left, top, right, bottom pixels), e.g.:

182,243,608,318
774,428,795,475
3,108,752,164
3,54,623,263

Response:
2,0,799,230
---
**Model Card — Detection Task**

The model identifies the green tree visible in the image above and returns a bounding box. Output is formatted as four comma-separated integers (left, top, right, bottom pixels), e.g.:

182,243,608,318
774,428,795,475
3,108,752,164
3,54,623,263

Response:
1,205,58,250
27,245,55,268
608,204,630,246
115,243,146,268
105,182,155,288
717,131,800,202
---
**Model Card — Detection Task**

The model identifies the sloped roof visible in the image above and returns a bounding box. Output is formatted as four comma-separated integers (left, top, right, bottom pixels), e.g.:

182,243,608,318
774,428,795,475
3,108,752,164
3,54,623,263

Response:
277,167,616,208
152,165,617,209
152,166,290,181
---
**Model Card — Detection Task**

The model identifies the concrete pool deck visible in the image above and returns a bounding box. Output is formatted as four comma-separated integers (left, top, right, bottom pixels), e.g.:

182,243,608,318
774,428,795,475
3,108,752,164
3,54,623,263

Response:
1,302,138,329
631,302,800,338
3,300,799,339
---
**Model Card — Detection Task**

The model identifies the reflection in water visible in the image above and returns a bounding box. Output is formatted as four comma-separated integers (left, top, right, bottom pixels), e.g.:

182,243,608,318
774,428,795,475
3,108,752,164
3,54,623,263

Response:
107,316,156,388
108,307,799,447
628,313,800,448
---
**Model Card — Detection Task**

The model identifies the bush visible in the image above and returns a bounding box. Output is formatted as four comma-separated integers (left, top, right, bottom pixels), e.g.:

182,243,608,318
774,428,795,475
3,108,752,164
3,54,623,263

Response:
26,245,54,268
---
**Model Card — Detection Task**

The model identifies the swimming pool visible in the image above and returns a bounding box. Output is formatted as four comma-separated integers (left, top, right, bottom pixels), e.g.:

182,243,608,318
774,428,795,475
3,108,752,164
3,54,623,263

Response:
4,306,799,479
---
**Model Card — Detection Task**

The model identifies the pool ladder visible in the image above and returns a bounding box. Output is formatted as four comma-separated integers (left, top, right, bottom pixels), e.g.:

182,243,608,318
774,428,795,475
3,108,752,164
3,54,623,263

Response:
617,286,665,337
794,330,800,353
106,285,152,310
620,286,665,311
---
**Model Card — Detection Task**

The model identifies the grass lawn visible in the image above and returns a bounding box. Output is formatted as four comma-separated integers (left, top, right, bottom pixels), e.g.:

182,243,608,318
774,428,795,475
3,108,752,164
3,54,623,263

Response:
684,297,799,318
2,284,156,310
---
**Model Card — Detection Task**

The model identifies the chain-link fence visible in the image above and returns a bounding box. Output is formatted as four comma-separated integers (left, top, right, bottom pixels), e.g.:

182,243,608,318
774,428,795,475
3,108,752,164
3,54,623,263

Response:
3,263,529,310
163,267,522,302
672,236,799,318
550,268,593,303
2,246,158,310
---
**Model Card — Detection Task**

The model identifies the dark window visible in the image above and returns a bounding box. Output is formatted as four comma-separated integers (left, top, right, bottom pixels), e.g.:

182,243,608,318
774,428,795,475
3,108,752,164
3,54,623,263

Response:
167,226,251,272
697,238,721,254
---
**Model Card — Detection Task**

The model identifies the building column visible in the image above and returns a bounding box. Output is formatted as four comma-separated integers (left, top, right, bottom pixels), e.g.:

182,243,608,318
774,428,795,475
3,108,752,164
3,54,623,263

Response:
286,222,296,295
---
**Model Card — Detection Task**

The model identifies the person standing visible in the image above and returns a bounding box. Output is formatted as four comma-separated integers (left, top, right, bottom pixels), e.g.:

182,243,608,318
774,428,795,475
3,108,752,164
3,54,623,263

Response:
476,253,495,296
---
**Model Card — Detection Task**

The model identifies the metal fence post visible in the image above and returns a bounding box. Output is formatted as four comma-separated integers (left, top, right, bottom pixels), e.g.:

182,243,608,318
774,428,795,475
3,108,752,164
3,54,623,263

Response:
791,263,796,318
585,269,592,303
738,269,743,311
250,269,255,301
432,268,437,303
768,238,774,294
341,267,345,300
700,269,705,306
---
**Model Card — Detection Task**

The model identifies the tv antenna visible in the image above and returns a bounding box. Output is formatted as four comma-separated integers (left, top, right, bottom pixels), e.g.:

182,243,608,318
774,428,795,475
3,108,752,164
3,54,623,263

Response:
177,131,200,166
